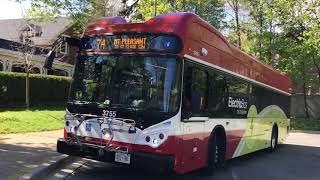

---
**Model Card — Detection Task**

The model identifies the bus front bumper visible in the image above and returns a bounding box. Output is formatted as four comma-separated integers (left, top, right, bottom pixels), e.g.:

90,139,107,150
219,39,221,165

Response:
57,138,174,173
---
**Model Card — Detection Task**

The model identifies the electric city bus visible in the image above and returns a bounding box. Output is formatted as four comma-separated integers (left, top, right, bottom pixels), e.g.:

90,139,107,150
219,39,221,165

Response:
55,12,291,174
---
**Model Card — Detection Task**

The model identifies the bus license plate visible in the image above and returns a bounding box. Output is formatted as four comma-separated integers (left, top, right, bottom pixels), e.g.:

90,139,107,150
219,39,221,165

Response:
115,152,131,164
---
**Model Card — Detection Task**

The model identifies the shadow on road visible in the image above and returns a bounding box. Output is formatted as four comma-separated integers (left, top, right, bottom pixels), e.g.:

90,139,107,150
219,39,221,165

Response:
0,141,59,180
63,144,320,180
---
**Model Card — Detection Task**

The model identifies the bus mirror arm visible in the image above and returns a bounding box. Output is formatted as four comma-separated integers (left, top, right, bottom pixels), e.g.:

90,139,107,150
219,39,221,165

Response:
44,36,81,69
44,50,55,69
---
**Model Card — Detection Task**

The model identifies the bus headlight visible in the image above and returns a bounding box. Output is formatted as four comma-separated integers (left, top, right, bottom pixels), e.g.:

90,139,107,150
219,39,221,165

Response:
102,128,112,139
152,138,158,145
64,109,79,133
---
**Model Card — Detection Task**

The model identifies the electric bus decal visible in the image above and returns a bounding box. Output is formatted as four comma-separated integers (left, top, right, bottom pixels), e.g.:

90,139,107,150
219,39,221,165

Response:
232,104,288,158
228,96,249,115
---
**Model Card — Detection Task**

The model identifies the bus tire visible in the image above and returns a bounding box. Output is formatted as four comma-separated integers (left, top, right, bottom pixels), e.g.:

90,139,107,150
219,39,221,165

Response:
203,129,226,175
270,125,278,152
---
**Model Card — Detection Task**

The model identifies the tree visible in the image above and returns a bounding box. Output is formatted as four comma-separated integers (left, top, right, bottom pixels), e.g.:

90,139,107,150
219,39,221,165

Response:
138,0,175,20
138,0,226,30
224,0,320,118
243,0,275,62
267,0,320,118
23,0,226,33
20,0,138,36
226,0,242,48
10,21,42,109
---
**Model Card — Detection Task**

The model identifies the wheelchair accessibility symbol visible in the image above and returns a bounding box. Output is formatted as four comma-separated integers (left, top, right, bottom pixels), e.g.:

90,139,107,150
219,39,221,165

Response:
85,123,92,132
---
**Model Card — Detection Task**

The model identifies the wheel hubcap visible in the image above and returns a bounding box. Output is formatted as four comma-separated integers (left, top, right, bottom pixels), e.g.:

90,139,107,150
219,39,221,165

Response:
214,145,219,163
272,137,276,148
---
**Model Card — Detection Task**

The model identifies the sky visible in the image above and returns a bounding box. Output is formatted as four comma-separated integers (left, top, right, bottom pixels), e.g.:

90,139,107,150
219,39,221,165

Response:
0,0,30,20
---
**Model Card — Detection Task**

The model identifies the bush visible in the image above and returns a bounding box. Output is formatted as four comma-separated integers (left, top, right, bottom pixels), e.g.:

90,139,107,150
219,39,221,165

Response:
0,72,71,108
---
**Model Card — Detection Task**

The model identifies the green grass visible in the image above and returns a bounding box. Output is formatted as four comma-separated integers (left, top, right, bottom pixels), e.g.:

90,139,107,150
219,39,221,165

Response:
0,108,65,134
290,118,320,131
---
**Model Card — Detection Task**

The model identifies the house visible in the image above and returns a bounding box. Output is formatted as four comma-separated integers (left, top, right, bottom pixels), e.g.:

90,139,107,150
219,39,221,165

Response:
0,17,75,76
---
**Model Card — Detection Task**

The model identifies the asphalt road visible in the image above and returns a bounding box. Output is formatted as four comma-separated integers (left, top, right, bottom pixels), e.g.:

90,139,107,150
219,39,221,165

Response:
50,132,320,180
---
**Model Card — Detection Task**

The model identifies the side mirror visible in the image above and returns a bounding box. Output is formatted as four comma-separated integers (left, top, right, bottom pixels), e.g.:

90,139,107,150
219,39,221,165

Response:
44,50,55,69
65,37,81,47
43,36,81,69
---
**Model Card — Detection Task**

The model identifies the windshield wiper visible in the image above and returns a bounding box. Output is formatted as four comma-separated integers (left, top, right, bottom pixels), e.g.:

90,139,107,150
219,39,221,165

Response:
109,104,140,111
69,101,107,107
69,100,91,105
143,106,165,112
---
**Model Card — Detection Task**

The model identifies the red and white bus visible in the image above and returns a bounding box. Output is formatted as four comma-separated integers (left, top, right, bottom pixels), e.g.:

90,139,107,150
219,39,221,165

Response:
56,12,291,174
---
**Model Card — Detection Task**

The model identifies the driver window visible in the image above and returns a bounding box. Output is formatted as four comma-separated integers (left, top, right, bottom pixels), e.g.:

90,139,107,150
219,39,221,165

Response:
182,61,208,116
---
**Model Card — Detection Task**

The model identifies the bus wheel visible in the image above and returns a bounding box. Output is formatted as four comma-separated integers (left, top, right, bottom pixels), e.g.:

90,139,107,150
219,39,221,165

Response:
203,131,225,175
270,126,278,152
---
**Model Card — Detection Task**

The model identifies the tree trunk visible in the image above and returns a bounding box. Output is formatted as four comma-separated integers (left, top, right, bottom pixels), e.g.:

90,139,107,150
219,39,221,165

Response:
154,0,157,17
234,0,241,48
302,65,310,119
26,70,30,110
104,0,108,17
182,0,186,11
311,57,320,89
269,20,275,65
259,5,263,59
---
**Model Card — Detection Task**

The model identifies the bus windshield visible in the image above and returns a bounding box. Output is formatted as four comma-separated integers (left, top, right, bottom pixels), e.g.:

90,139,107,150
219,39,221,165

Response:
69,55,182,113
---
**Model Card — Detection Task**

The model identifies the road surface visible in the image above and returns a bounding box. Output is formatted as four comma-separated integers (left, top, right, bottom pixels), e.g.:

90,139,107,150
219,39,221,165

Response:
50,132,320,180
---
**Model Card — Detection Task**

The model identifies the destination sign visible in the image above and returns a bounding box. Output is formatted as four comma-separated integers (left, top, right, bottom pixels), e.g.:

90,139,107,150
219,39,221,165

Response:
113,37,147,49
80,34,181,53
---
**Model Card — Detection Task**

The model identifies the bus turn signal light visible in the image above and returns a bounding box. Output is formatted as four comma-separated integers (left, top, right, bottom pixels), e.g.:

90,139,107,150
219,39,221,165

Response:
159,133,164,139
145,136,150,142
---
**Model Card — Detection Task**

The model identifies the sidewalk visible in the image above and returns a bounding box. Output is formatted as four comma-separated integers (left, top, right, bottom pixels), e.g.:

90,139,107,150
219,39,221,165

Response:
0,130,64,180
286,132,320,147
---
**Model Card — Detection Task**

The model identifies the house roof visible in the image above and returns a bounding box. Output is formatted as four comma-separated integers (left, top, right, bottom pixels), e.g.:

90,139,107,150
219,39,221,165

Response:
0,17,73,46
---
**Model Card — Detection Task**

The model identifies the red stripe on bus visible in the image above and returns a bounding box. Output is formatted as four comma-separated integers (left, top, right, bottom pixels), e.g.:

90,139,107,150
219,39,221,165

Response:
63,129,245,173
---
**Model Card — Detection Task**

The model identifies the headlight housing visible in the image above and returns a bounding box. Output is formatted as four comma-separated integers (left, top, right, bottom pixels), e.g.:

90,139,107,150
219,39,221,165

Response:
135,121,171,148
64,109,78,134
140,131,168,148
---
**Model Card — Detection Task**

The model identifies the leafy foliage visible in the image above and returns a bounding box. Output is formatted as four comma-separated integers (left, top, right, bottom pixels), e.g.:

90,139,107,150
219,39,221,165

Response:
21,0,130,36
225,0,320,94
21,0,320,114
0,72,71,108
138,0,226,29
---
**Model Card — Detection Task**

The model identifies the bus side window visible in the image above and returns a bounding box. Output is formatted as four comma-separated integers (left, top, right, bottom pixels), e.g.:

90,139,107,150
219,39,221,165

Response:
182,62,208,117
208,73,228,117
252,85,291,118
208,72,249,118
191,68,208,115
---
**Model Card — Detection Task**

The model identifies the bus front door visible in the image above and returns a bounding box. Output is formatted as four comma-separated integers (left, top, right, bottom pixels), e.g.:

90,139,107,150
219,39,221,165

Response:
181,117,206,172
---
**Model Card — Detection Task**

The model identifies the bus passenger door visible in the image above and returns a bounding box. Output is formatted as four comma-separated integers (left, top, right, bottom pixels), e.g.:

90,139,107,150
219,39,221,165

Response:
180,63,208,171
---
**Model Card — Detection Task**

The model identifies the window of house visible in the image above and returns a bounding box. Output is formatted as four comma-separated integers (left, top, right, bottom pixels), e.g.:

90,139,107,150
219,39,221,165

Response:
11,64,25,73
0,61,3,71
30,67,40,74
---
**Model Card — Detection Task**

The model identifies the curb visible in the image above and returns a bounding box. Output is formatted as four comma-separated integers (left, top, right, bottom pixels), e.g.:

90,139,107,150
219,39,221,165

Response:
290,130,320,134
19,155,81,180
49,158,90,180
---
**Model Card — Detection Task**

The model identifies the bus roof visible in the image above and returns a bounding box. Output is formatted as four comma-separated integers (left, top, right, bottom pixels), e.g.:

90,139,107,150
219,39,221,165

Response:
83,12,291,95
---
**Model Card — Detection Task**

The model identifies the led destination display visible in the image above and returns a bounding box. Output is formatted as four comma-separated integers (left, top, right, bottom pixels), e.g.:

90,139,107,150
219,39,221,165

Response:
81,34,181,53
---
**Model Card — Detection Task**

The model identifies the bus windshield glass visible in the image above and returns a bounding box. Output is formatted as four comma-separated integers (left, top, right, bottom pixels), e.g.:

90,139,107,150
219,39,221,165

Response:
69,55,182,113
